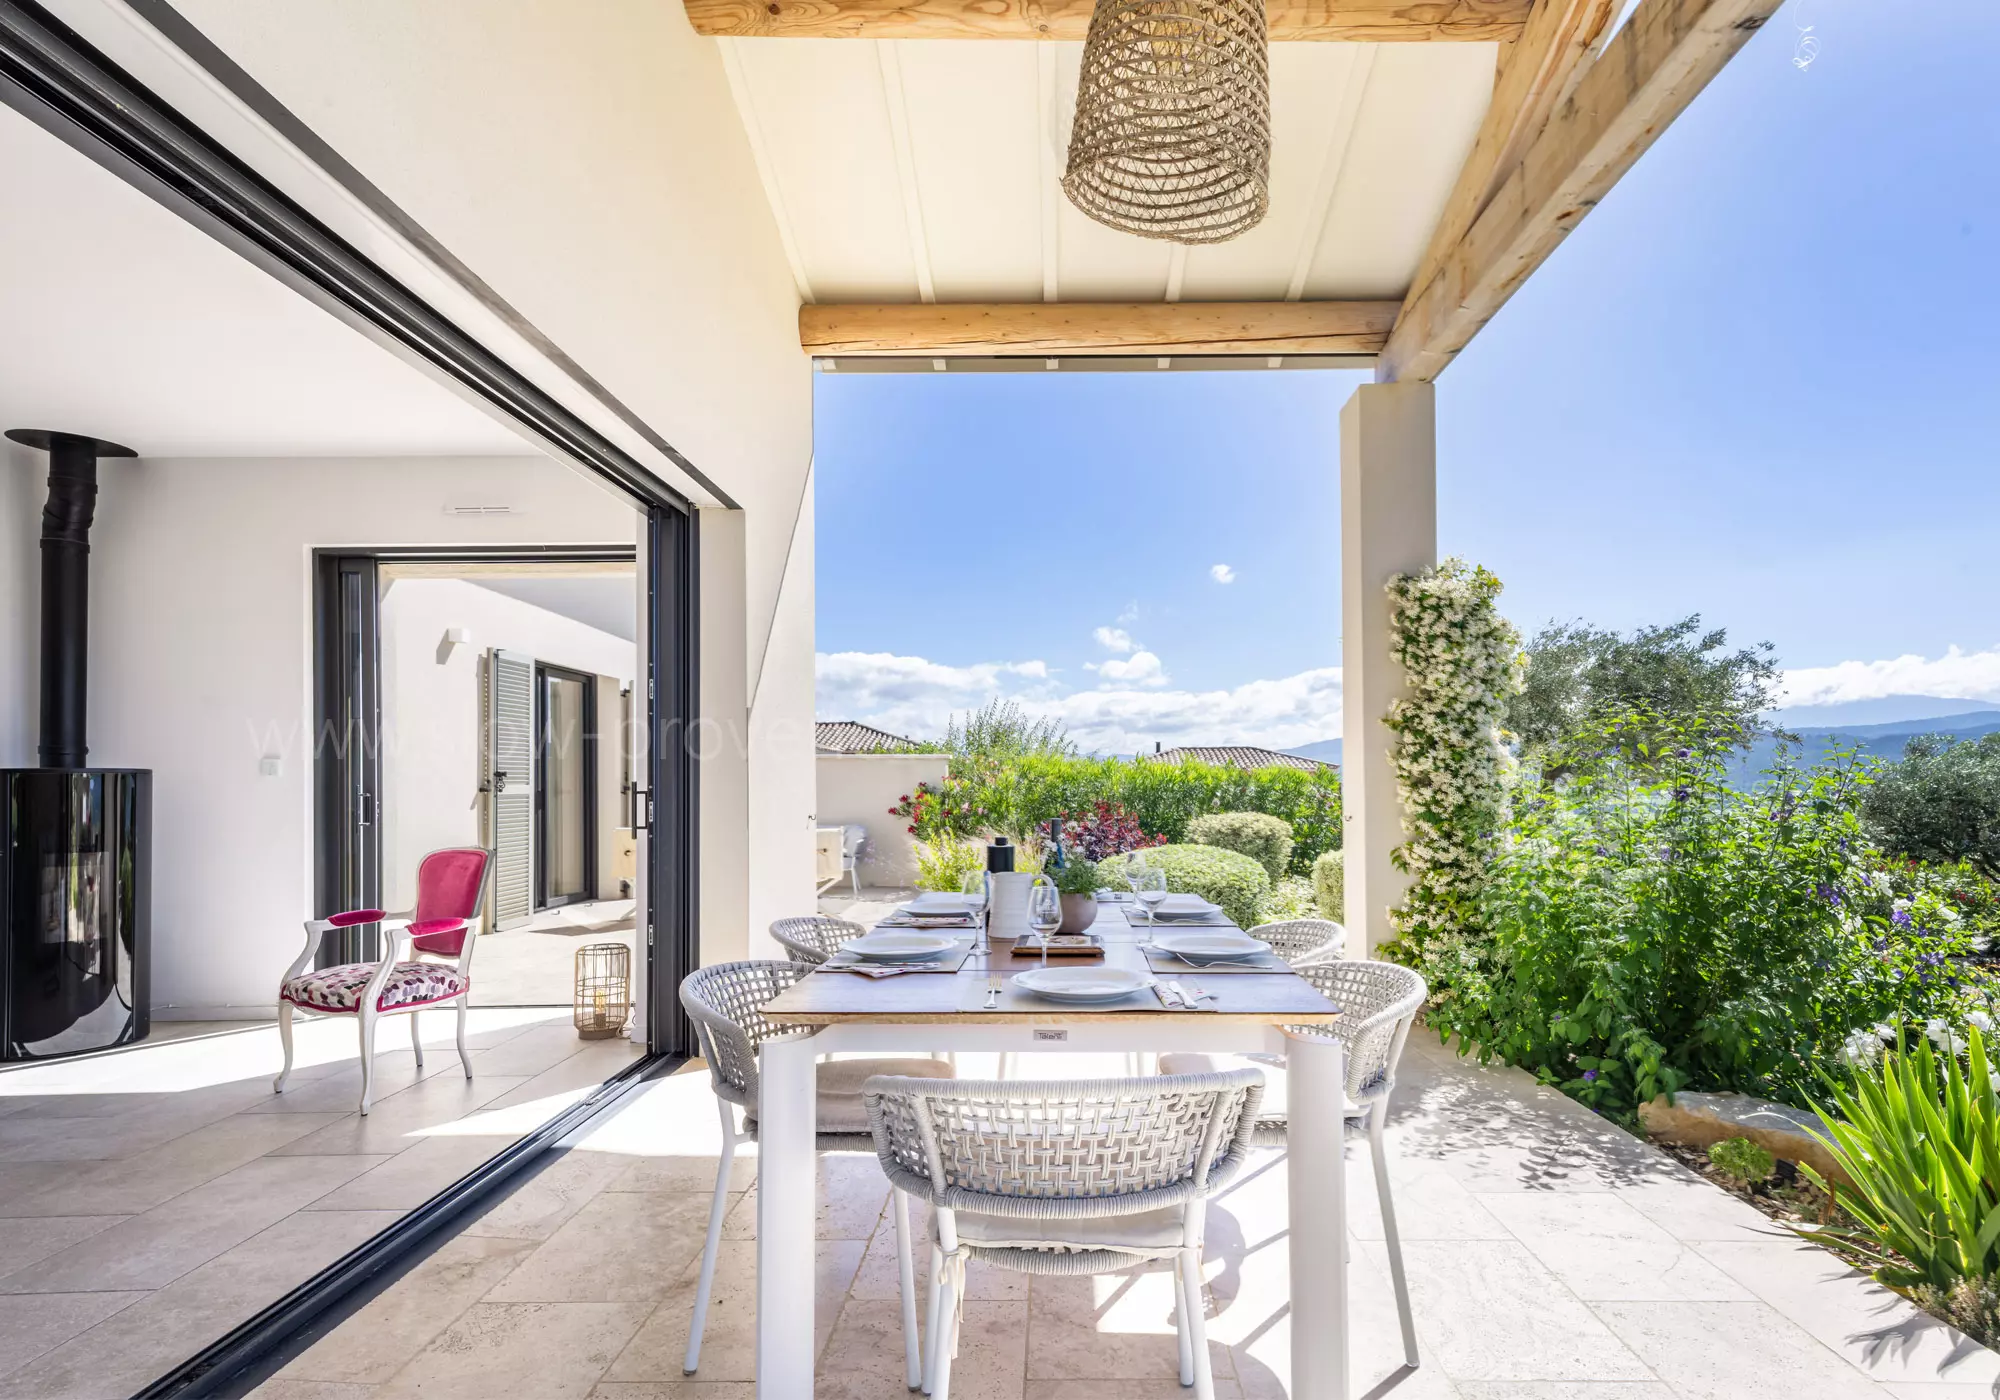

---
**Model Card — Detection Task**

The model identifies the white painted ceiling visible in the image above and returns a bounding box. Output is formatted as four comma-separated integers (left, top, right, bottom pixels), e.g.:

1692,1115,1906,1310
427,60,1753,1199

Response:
0,103,537,459
719,38,1497,305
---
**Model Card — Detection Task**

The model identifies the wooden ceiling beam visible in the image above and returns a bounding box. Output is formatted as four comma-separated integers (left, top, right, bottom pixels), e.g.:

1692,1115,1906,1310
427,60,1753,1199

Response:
1378,0,1780,382
687,0,1531,42
801,301,1401,356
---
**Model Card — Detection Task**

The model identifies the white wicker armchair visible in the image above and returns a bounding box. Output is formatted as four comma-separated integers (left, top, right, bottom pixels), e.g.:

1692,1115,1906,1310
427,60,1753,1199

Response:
678,960,949,1381
1244,916,1346,966
769,914,865,966
1160,958,1427,1371
864,1069,1263,1400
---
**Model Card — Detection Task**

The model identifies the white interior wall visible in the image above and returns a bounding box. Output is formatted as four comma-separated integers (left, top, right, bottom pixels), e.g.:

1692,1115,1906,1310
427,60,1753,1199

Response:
77,453,634,1018
377,577,635,912
166,0,820,976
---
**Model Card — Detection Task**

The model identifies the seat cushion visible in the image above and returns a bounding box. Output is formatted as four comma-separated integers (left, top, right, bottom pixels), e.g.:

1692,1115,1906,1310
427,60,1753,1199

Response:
283,961,468,1014
955,1203,1188,1253
746,1057,952,1136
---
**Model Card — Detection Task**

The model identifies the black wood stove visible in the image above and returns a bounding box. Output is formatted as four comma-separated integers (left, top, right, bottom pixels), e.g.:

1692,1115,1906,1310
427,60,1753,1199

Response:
1,429,150,1059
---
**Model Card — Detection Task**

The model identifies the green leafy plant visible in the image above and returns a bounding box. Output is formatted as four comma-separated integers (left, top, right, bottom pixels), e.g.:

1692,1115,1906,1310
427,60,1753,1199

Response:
1259,876,1317,924
1431,707,1985,1115
1866,733,2000,878
1806,1027,2000,1292
1188,812,1294,882
1708,1137,1775,1183
1136,844,1270,928
1050,858,1109,896
912,837,984,893
1312,849,1344,923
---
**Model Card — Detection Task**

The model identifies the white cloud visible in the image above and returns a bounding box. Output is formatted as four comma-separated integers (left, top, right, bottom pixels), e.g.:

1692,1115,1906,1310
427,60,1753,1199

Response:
1116,601,1141,626
1780,645,2000,708
1094,650,1167,687
1092,625,1136,654
1210,564,1236,584
817,649,1341,754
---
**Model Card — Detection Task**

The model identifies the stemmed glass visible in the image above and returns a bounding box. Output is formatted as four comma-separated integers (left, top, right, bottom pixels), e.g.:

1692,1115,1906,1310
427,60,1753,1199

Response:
1129,864,1168,926
961,869,990,955
1026,876,1062,970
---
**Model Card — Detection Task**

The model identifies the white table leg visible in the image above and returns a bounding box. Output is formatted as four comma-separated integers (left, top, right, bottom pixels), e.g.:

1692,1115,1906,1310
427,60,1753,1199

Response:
1286,1031,1348,1400
756,1032,818,1397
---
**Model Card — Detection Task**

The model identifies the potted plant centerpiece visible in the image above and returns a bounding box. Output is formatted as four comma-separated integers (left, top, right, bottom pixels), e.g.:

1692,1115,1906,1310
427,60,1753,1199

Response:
1051,857,1108,933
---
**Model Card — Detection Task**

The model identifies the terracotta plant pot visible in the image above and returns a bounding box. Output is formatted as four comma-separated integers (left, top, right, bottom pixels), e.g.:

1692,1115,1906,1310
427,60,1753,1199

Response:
1058,893,1099,935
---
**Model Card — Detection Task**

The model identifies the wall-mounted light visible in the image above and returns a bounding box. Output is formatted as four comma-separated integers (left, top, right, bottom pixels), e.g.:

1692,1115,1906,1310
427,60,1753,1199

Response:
437,626,470,665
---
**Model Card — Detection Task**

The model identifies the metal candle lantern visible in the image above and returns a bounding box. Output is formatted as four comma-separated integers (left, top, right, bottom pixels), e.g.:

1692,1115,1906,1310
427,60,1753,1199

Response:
573,942,631,1040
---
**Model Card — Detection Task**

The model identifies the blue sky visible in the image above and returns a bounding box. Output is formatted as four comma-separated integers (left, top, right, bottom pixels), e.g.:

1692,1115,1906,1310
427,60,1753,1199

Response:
815,0,2000,750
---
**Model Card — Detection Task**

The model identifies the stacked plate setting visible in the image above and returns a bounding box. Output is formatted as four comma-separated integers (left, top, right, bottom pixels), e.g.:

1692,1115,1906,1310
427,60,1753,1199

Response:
1148,931,1272,962
840,931,959,962
1010,966,1155,1004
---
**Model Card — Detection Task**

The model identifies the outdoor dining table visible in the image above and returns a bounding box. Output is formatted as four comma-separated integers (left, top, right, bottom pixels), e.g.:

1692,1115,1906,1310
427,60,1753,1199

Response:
755,901,1352,1398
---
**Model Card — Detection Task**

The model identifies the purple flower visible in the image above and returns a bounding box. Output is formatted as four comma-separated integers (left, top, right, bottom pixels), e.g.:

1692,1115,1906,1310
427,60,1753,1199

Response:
1676,747,1691,759
1581,1069,1599,1082
1594,845,1612,858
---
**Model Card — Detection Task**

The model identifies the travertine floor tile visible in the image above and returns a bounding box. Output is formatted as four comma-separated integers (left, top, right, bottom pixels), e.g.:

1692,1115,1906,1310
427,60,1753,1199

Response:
483,1190,715,1304
1481,1192,1754,1301
373,1301,651,1400
303,1135,518,1212
0,1292,144,1381
1591,1299,1887,1399
1027,1272,1232,1383
465,1147,637,1240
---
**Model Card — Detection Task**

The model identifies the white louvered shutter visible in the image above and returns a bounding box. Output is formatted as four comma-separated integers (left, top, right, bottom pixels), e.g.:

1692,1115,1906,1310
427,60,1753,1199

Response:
487,649,536,929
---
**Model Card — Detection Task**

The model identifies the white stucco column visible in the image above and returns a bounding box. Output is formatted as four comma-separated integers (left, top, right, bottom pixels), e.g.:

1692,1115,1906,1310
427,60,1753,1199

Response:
1340,381,1436,956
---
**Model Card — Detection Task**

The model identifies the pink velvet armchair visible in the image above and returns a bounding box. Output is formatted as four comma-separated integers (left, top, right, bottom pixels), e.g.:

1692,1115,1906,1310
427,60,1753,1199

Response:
274,847,495,1114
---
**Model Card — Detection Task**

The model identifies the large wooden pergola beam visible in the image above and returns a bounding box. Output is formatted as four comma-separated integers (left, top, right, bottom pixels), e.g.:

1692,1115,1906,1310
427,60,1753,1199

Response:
687,0,1530,42
801,301,1400,356
1379,0,1781,382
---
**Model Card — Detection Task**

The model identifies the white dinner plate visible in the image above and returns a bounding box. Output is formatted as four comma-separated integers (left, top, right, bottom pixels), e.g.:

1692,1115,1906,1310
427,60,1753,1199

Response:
1153,894,1222,916
905,892,970,915
1012,966,1155,1004
1149,932,1270,961
841,932,958,962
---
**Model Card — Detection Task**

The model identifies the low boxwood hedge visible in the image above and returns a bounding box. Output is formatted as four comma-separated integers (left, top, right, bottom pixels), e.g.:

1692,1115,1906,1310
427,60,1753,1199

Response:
1187,811,1294,882
1138,844,1270,928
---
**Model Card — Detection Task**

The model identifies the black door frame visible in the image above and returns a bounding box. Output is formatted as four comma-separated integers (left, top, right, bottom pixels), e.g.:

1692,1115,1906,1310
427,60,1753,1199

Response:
532,660,598,912
308,554,382,966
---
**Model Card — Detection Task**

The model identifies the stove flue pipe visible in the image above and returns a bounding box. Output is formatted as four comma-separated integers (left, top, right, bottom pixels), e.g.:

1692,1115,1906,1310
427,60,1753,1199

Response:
4,430,137,769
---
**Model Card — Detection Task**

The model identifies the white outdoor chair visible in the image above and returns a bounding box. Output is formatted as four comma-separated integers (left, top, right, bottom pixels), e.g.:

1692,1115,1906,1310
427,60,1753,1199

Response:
273,846,494,1114
770,914,865,966
1159,959,1427,1371
1245,917,1346,966
678,960,951,1382
863,1068,1264,1400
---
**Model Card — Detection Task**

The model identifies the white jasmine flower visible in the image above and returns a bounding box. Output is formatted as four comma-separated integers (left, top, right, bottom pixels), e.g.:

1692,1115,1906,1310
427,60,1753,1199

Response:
1840,1028,1883,1068
1969,1009,1995,1035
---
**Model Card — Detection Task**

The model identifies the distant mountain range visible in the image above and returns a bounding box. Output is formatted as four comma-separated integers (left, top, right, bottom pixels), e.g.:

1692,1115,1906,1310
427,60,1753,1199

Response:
1282,696,2000,786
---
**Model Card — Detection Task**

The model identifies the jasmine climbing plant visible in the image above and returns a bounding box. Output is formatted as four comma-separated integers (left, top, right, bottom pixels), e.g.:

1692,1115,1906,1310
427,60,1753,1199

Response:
1379,557,1525,1001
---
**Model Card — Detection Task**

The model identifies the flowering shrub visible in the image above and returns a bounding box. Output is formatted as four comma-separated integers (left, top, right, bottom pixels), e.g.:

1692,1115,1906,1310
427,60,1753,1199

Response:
1053,800,1163,863
967,756,1339,874
889,777,989,843
1379,558,1525,993
912,836,985,893
1434,710,1986,1116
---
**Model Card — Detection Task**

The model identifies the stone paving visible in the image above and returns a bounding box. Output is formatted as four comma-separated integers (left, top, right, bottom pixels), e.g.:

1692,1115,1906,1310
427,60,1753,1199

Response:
251,1025,2000,1399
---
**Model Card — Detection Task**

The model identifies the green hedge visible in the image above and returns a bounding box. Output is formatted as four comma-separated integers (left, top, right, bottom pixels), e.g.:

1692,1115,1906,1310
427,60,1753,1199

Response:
1188,811,1293,882
1312,849,1344,923
1137,844,1270,928
956,755,1340,874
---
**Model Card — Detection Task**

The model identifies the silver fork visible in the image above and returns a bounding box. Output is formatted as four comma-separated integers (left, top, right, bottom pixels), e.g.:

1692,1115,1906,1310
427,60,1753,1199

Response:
983,975,1002,1009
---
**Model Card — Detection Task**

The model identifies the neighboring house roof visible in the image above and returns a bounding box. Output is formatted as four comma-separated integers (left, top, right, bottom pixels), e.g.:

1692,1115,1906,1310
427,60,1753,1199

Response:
1153,745,1334,774
815,720,923,754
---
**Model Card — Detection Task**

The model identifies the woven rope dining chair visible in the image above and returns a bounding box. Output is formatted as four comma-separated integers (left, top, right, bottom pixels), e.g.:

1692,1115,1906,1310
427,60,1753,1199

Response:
769,914,865,966
679,960,950,1383
863,1069,1263,1400
1244,917,1346,966
1160,958,1427,1371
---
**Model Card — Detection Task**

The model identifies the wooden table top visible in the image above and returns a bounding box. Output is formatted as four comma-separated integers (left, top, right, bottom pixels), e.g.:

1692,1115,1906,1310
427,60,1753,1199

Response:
767,903,1339,1025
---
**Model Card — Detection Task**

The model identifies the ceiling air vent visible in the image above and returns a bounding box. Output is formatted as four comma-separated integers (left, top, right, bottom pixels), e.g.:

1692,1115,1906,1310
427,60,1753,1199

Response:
443,504,515,517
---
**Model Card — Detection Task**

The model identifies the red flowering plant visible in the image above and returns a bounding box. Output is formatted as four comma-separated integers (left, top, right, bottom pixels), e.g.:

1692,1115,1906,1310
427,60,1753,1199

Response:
1053,800,1164,863
889,778,988,843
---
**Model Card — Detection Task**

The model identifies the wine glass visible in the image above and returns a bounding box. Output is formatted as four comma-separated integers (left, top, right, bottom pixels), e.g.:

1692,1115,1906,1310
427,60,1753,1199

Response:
1026,876,1062,969
1130,864,1168,926
961,869,990,954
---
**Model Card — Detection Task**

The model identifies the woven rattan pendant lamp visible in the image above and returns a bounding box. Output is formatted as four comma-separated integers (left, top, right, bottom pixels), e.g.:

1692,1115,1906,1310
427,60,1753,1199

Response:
1062,0,1271,244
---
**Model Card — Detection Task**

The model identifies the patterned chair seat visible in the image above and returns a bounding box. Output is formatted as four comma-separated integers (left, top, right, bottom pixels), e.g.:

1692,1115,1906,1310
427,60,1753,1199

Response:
281,961,468,1014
